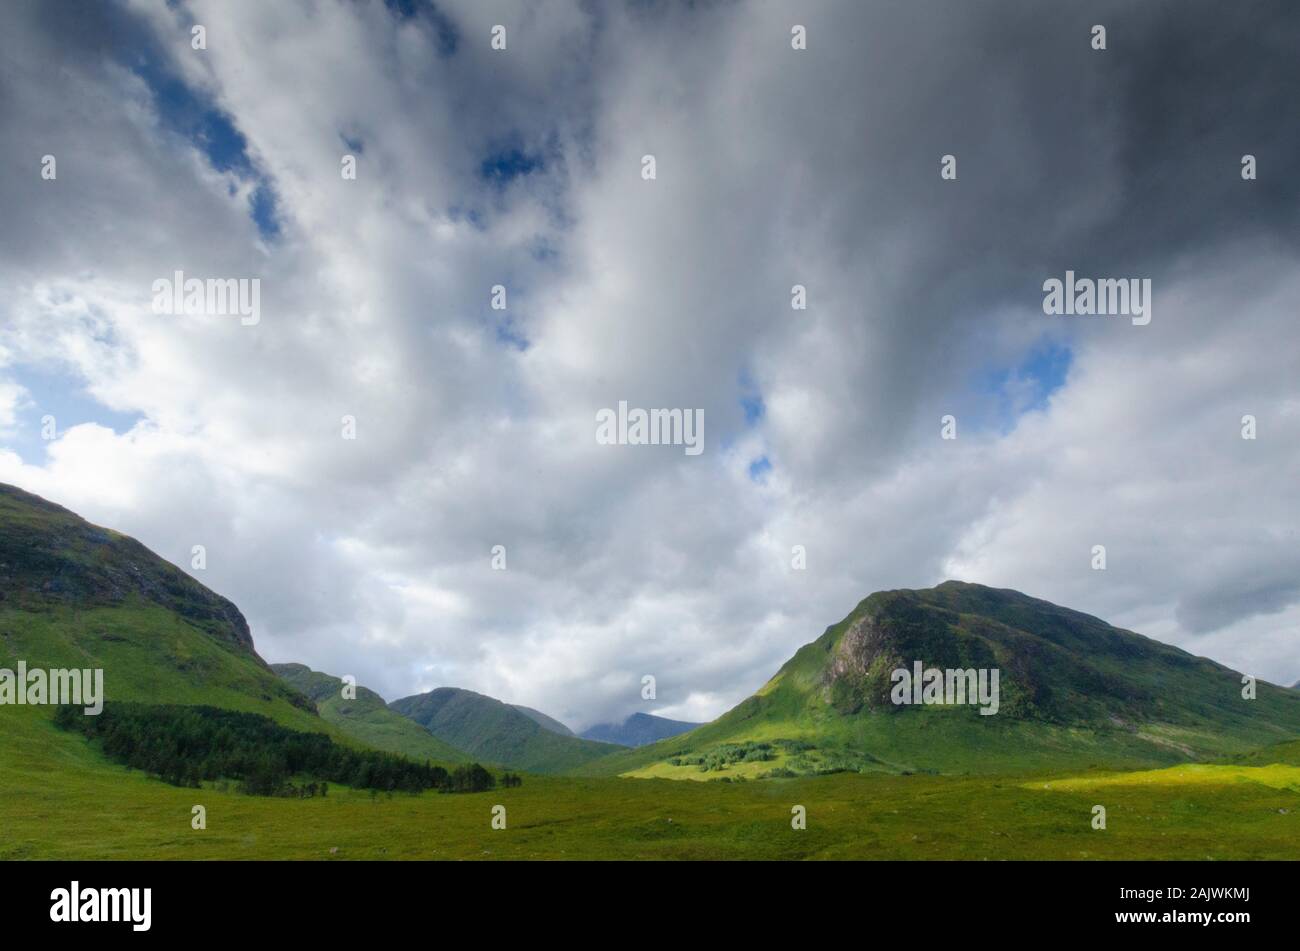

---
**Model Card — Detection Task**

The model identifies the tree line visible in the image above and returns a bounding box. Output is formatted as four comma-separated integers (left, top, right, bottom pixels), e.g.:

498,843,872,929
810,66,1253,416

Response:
54,703,511,796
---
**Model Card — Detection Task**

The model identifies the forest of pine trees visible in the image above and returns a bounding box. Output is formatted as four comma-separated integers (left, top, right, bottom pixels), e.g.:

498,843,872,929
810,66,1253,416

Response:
54,703,505,796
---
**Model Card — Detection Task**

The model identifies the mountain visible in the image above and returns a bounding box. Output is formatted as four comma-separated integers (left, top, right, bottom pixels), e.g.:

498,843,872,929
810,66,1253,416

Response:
510,704,574,736
0,483,320,727
581,712,702,747
389,687,615,773
579,581,1300,779
271,663,466,764
0,482,361,807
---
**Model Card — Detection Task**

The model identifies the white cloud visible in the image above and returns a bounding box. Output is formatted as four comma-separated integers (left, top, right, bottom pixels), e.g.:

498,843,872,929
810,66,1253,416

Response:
1,0,1297,728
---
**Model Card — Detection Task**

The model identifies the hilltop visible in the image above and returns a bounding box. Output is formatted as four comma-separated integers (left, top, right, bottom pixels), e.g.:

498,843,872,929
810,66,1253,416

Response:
271,663,466,765
580,712,701,747
389,687,615,773
0,483,318,728
580,582,1300,779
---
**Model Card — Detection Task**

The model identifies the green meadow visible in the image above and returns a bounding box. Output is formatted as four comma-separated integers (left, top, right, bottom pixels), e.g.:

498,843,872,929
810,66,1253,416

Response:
4,701,1299,860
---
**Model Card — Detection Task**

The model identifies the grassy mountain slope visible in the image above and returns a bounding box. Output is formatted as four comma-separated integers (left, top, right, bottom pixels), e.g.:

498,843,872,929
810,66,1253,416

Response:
510,704,574,736
580,712,702,747
0,483,376,814
580,582,1300,779
1235,737,1300,766
271,663,467,765
0,483,321,729
389,687,615,773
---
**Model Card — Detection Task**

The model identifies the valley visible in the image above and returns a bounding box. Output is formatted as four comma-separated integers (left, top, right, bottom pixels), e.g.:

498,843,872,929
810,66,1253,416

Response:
1,481,1297,861
4,702,1298,860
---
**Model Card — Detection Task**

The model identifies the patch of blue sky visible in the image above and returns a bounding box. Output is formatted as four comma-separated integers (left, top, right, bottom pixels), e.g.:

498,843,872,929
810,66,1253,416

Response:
0,367,143,463
975,338,1073,434
738,369,765,426
125,46,280,239
447,204,486,229
381,0,459,55
490,315,530,352
480,147,545,188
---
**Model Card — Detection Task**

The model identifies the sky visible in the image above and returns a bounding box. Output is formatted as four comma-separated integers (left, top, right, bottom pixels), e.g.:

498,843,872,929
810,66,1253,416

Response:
1,0,1298,730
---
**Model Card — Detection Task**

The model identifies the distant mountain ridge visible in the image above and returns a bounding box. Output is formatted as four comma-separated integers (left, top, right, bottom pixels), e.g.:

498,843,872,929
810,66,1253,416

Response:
389,687,615,773
581,712,701,747
510,704,575,736
271,663,467,765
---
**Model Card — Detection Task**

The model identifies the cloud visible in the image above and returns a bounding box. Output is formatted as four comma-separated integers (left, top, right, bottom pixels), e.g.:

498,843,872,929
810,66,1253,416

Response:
0,380,28,433
1,0,1298,728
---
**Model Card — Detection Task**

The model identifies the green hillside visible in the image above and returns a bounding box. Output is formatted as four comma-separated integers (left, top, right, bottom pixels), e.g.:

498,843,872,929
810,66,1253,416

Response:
389,687,616,774
510,704,575,737
580,582,1300,780
0,482,390,824
1235,737,1300,767
271,663,467,765
0,484,325,731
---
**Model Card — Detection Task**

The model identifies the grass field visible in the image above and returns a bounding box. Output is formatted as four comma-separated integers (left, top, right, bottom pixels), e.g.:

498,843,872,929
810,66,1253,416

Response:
1032,763,1300,793
4,702,1299,860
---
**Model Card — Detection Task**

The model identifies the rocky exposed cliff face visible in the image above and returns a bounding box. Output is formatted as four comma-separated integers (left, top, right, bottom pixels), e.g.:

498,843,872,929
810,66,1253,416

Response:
817,586,1178,722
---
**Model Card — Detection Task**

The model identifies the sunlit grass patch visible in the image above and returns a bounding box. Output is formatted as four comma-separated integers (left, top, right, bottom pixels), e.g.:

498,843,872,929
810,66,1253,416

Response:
1030,763,1300,792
